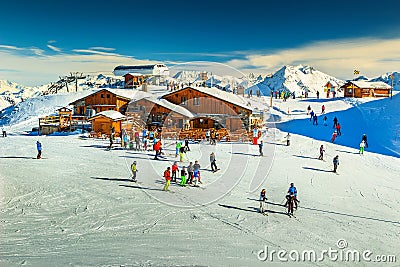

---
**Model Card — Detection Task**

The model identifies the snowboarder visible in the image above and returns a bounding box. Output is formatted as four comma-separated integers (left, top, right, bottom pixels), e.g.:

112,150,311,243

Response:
333,116,338,129
359,140,366,155
130,161,138,181
310,110,314,121
171,162,179,182
210,152,218,172
362,134,368,148
187,162,194,184
36,140,42,159
180,166,187,186
331,131,337,143
333,155,339,173
259,189,267,213
285,133,291,146
321,105,325,114
313,114,318,125
323,115,328,126
258,139,263,156
162,167,171,191
336,123,342,136
318,145,325,160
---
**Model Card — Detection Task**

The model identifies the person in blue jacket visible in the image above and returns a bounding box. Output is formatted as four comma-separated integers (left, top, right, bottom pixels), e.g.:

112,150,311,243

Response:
36,141,42,159
285,183,300,209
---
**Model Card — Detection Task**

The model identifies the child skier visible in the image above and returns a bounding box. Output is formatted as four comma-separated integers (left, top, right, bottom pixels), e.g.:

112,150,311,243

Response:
180,166,187,186
163,167,171,191
259,189,267,214
130,161,138,182
171,162,179,182
359,140,366,155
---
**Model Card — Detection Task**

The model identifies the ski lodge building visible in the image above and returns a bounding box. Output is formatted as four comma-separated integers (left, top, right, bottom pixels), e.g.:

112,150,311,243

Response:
341,81,391,98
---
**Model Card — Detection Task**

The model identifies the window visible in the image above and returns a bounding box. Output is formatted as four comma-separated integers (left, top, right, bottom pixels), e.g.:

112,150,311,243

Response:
107,94,110,98
101,94,104,98
181,96,187,106
194,97,200,106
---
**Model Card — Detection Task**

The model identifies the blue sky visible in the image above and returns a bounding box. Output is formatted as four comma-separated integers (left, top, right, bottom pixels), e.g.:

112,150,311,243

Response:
1,0,400,85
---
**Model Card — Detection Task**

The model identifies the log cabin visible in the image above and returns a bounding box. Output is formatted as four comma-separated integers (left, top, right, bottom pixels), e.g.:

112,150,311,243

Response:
341,81,391,98
87,110,126,137
69,88,149,117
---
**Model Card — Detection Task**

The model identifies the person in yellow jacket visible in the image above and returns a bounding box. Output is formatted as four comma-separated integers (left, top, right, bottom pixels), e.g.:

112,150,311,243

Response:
130,161,138,182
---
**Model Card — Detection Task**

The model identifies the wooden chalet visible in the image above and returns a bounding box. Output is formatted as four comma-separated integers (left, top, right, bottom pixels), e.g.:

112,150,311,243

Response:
69,88,142,117
341,81,391,98
324,81,339,93
161,86,255,132
87,110,126,137
124,73,145,89
127,97,194,128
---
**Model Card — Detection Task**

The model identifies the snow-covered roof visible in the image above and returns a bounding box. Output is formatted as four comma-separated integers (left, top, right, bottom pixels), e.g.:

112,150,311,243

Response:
69,88,153,105
88,110,126,121
163,86,265,112
124,73,144,77
129,96,195,118
350,81,391,89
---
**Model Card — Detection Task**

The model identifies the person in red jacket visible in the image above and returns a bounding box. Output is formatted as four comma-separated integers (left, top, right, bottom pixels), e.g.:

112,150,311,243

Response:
154,141,161,160
163,167,171,191
336,123,342,136
331,131,337,143
171,162,179,182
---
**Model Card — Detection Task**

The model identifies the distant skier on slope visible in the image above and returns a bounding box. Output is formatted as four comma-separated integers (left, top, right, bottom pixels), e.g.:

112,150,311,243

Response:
359,140,366,155
36,140,42,159
361,134,368,148
259,189,267,214
331,131,337,143
318,145,325,160
130,161,138,182
333,155,339,173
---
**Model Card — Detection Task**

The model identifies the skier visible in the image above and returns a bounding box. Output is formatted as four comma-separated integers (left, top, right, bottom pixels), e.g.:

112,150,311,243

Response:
179,146,185,162
206,130,211,142
285,133,291,146
310,110,314,121
333,116,338,129
259,189,267,214
171,162,179,182
36,140,42,159
316,91,320,99
180,166,187,186
285,183,299,210
336,123,342,136
331,131,337,143
258,139,263,156
333,155,339,173
210,152,218,172
359,140,366,155
312,113,318,125
184,138,190,152
153,140,161,160
1,126,6,137
321,105,325,114
193,160,201,186
361,134,368,148
162,167,171,191
134,131,140,150
187,162,194,184
130,161,138,182
323,115,328,126
318,145,325,160
175,141,182,157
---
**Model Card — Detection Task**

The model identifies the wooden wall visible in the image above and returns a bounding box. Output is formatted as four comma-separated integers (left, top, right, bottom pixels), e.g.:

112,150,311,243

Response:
91,117,122,135
73,90,130,115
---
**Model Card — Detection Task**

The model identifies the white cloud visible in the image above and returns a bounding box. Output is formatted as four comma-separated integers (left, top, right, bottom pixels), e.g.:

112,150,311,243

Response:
47,44,62,52
88,47,116,51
